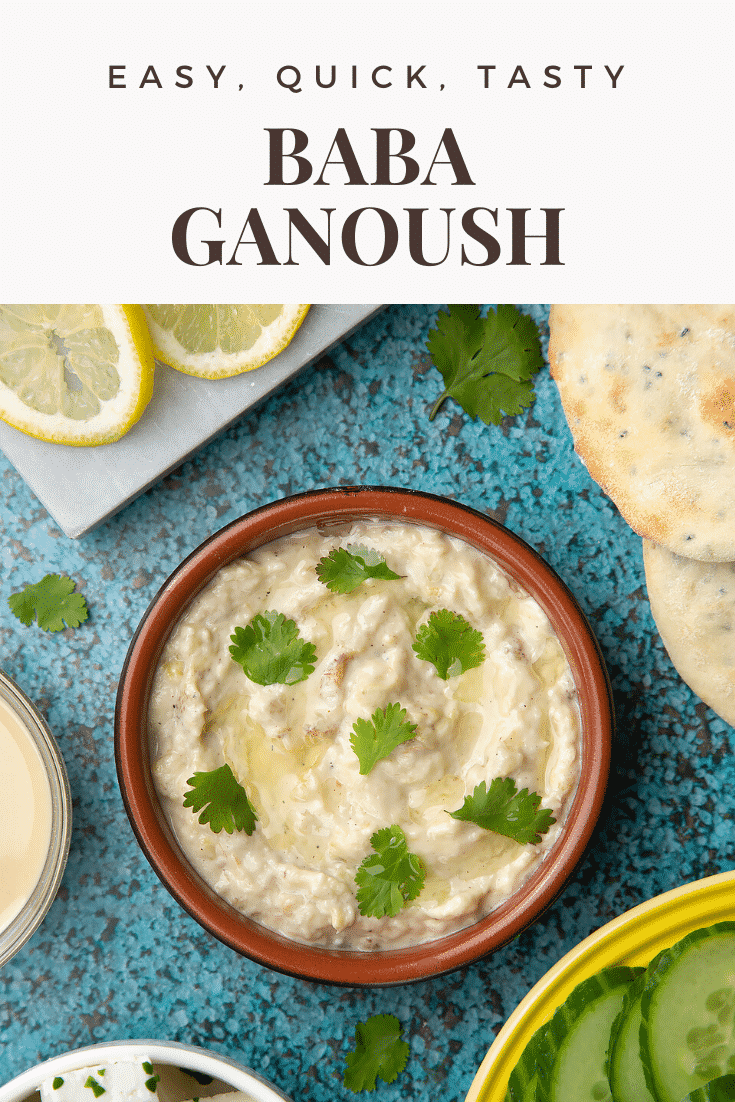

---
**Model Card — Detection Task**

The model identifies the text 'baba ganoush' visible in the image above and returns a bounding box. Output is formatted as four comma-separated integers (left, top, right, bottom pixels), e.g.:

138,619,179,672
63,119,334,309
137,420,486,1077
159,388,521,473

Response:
150,520,580,950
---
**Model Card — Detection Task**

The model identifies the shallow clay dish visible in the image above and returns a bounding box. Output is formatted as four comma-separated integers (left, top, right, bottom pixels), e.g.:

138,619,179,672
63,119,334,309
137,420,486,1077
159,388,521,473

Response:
115,487,613,985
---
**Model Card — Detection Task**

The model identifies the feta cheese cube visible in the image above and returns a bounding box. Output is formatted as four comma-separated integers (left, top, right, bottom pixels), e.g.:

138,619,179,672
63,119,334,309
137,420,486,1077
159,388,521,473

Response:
41,1058,160,1102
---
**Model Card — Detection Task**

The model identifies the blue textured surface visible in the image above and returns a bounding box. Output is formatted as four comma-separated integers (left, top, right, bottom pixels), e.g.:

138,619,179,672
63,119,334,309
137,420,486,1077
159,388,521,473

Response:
1,304,733,1100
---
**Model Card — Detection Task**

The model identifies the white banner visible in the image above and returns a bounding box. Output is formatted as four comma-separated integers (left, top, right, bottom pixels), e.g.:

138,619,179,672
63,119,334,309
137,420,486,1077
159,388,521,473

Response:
2,0,733,301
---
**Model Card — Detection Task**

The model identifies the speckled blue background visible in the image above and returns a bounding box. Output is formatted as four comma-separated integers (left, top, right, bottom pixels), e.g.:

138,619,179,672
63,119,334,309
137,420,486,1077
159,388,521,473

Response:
1,305,733,1099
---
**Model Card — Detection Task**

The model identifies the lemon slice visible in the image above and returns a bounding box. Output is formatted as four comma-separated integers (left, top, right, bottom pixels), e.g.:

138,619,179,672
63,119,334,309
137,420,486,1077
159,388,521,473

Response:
0,305,155,446
143,304,310,379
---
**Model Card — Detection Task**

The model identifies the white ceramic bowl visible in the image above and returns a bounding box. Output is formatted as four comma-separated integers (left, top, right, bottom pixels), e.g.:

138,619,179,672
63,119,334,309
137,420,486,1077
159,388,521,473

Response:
0,1040,294,1102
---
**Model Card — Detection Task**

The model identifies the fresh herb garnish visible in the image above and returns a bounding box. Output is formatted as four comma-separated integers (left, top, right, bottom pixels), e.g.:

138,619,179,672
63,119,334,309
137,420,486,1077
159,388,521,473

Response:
84,1078,105,1099
343,1013,410,1093
52,1079,64,1091
426,304,543,424
316,544,401,594
229,610,316,685
141,1064,160,1093
350,703,418,775
355,825,425,918
412,609,485,679
183,764,258,835
8,573,89,632
448,778,556,844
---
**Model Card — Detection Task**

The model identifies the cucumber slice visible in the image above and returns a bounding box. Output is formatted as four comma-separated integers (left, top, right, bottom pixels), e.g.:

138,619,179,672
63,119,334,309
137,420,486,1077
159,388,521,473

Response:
640,921,735,1102
504,1070,538,1102
535,965,643,1102
505,1022,551,1101
680,1072,735,1101
606,968,658,1102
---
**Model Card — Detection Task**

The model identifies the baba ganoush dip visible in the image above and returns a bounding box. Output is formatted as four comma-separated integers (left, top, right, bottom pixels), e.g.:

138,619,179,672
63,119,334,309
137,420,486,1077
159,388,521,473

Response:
150,520,580,950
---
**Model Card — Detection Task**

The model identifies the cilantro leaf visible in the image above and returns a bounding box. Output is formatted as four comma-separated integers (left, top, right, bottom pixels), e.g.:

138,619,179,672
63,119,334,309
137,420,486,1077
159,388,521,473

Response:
427,304,544,424
355,825,425,918
183,764,258,835
412,609,485,679
316,544,401,594
343,1013,409,1093
8,573,89,632
350,703,418,775
448,778,556,844
229,610,316,685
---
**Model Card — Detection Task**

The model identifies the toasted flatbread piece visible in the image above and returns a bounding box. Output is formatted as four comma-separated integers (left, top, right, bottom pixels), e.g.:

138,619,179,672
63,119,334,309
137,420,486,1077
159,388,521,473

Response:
643,538,735,726
550,305,735,562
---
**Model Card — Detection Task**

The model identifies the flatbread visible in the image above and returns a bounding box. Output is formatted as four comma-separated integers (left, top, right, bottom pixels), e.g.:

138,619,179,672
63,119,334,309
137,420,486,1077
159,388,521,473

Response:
549,305,735,562
643,538,735,727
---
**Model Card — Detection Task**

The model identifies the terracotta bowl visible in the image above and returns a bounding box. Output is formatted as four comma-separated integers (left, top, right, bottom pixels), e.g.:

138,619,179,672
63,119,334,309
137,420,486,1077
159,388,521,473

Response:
115,487,612,986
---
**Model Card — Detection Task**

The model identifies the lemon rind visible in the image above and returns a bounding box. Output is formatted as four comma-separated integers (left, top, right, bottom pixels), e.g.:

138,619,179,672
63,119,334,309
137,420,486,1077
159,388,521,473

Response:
145,304,310,379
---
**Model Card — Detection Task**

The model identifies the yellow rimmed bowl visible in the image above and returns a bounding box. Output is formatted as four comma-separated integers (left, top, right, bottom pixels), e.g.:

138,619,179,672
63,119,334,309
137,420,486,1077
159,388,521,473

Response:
465,869,735,1101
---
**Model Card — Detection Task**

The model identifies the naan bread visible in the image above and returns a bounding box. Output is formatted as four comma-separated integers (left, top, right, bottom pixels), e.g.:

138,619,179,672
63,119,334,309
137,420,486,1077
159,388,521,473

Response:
643,538,735,727
549,305,735,562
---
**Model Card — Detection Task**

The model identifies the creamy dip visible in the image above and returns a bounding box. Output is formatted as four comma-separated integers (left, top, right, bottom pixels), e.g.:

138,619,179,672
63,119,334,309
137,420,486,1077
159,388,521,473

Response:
0,693,53,932
150,520,580,950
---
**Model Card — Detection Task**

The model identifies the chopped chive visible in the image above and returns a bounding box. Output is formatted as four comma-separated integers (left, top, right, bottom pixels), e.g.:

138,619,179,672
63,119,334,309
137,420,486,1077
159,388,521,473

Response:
84,1077,106,1098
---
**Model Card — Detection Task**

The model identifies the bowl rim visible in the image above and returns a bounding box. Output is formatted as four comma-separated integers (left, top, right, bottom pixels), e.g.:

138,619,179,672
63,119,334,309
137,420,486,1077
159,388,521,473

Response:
0,1038,293,1102
115,485,613,986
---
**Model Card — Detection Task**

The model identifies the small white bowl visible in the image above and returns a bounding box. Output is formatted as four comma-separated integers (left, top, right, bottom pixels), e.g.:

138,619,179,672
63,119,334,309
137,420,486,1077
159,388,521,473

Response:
0,1039,294,1102
0,669,71,966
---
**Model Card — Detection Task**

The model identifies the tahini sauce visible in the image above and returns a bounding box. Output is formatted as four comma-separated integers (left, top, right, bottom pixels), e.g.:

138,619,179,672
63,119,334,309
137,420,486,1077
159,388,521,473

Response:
0,694,52,931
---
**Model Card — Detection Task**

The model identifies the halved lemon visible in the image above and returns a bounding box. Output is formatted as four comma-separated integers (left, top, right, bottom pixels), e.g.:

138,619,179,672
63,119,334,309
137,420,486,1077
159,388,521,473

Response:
0,305,155,446
143,304,310,379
